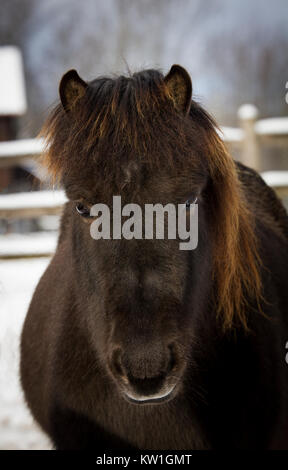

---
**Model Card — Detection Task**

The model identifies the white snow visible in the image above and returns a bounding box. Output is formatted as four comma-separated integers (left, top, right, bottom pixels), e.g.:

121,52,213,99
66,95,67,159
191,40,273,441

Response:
237,104,259,121
256,117,288,136
0,258,52,449
0,138,44,158
261,171,288,188
219,126,244,143
0,47,27,116
0,190,67,211
0,232,58,258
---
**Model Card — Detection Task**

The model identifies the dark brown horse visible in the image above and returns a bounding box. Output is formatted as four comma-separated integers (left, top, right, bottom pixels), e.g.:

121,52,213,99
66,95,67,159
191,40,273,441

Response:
20,65,288,449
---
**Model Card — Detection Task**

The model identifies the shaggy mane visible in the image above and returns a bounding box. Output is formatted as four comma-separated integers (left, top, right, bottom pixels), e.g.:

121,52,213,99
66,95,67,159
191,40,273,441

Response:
191,104,262,329
40,68,262,330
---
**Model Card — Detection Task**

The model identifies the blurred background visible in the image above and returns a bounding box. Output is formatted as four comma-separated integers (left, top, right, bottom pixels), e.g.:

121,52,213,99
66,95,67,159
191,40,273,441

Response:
0,0,287,450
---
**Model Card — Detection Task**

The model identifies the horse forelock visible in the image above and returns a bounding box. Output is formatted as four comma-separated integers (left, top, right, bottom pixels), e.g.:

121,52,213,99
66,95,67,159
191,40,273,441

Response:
41,69,199,179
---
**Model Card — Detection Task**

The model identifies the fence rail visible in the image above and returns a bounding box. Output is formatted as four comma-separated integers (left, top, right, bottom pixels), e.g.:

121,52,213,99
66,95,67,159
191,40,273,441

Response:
0,190,66,219
0,138,44,168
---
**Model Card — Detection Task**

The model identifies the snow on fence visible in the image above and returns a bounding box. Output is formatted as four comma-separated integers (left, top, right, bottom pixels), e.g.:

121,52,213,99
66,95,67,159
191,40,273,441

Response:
0,190,66,219
0,138,44,168
0,46,27,117
0,105,287,258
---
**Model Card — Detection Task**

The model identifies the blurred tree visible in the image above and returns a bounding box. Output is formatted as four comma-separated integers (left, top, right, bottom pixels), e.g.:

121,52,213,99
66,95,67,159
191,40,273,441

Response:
0,0,36,45
0,0,287,134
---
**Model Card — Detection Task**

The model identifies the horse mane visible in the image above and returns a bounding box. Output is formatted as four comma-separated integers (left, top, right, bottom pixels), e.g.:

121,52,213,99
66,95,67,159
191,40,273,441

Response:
189,103,262,330
40,68,262,330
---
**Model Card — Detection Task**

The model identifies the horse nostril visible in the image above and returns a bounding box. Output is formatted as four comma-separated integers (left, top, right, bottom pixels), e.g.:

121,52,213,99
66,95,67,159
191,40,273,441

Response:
167,343,177,373
127,374,165,396
111,348,125,378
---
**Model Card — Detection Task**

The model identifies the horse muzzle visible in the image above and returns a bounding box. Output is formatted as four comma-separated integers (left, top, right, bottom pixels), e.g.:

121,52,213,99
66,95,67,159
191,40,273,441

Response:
108,342,182,405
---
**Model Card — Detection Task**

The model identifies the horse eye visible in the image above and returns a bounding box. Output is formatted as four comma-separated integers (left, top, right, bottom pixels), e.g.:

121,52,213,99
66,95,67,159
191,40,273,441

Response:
76,203,91,218
185,196,198,208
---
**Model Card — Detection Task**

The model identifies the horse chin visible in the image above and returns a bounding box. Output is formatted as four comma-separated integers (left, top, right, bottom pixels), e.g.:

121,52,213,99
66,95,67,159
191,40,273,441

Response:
122,383,177,406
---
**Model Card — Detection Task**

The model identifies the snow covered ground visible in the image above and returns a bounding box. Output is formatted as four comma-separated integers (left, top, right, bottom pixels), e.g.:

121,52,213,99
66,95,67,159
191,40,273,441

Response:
0,258,51,449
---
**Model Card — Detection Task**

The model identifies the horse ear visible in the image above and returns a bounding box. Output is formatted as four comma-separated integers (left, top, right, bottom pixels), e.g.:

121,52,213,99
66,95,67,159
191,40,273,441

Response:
59,69,88,112
164,65,192,114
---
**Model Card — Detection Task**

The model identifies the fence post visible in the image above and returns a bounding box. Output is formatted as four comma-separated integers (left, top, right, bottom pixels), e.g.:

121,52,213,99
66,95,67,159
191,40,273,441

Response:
0,46,27,193
238,104,260,171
